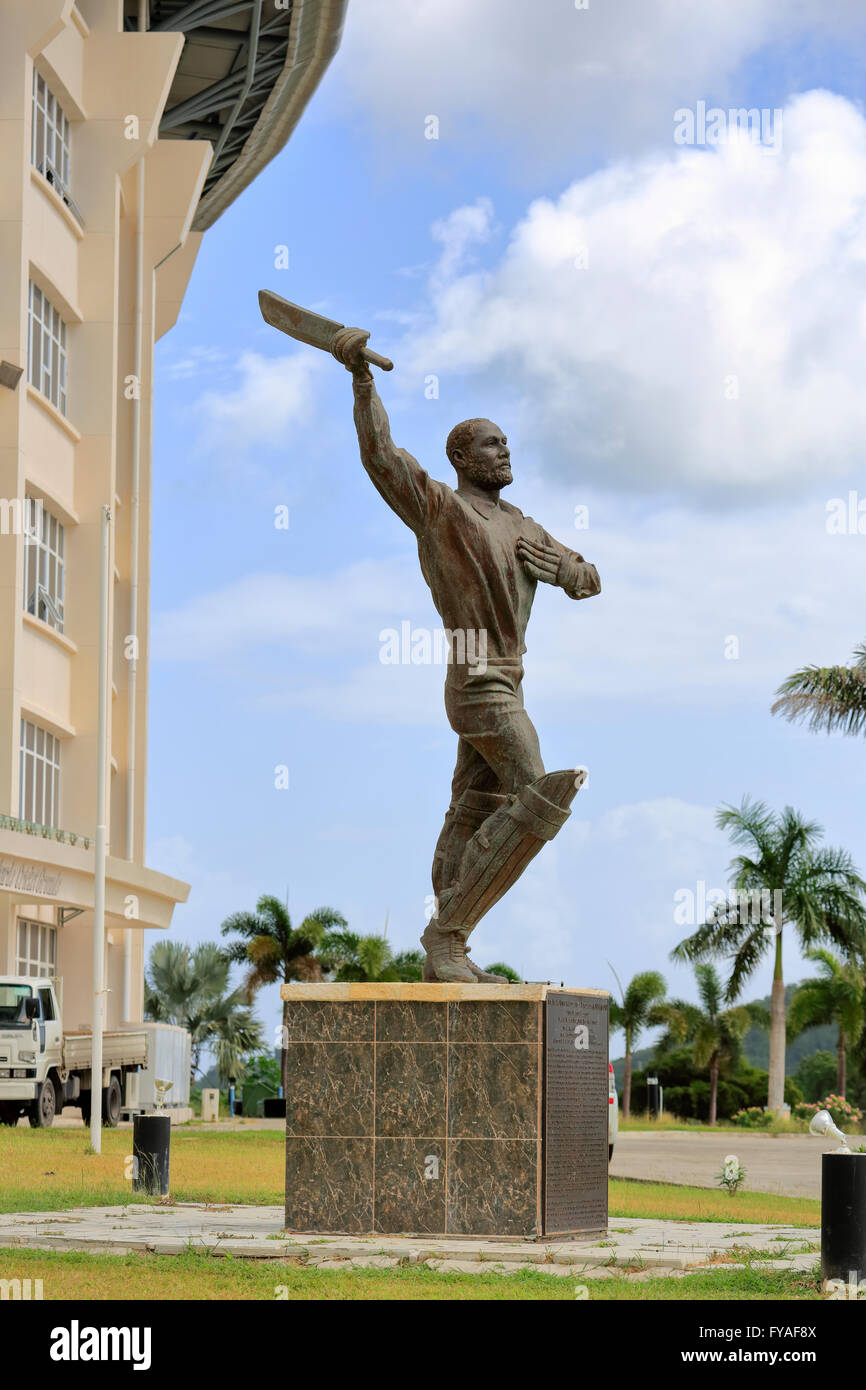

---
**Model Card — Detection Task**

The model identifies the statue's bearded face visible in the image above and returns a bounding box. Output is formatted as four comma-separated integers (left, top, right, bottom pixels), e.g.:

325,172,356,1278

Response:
454,421,513,490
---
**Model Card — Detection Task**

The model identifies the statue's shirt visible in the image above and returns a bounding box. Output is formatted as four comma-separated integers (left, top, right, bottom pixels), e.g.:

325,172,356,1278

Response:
356,390,600,709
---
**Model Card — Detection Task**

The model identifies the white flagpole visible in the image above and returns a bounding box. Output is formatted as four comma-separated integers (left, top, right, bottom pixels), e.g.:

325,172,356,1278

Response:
91,503,111,1153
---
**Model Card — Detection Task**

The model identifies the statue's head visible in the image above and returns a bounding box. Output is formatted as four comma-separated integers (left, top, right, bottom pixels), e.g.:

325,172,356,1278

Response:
446,419,512,491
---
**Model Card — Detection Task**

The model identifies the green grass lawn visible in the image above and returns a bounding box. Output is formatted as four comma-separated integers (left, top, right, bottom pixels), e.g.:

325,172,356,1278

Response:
0,1127,821,1226
0,1127,286,1213
609,1179,819,1226
621,1118,748,1134
0,1246,822,1301
0,1128,824,1301
619,1114,863,1137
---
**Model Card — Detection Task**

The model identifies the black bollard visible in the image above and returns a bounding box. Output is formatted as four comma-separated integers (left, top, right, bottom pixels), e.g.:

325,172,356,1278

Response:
821,1152,866,1287
133,1113,171,1197
646,1076,660,1119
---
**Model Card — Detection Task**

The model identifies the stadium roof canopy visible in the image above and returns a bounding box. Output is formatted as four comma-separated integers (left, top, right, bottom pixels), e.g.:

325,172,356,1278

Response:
123,0,347,229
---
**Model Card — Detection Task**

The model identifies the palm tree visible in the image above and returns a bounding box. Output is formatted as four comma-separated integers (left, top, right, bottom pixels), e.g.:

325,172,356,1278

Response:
221,896,347,1098
391,950,427,980
656,963,758,1125
672,799,866,1112
608,968,674,1118
484,962,521,981
319,930,425,982
772,642,866,737
788,949,866,1097
144,940,263,1081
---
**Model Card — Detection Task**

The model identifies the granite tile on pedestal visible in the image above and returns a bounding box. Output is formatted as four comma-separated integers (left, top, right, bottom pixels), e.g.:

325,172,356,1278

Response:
448,1138,540,1237
448,999,540,1043
285,1137,373,1233
284,1041,373,1137
283,1000,372,1042
376,999,446,1042
447,1043,540,1139
375,1043,446,1136
280,983,608,1239
375,1139,446,1233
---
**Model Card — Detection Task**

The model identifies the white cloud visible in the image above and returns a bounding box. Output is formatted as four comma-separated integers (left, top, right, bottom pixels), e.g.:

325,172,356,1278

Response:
397,91,866,498
152,488,866,722
469,796,724,986
145,835,281,1057
152,558,419,663
157,345,229,381
193,350,324,453
522,488,866,714
337,0,866,164
146,836,241,924
469,792,835,1003
473,791,841,1002
145,834,243,952
586,799,719,872
430,198,495,287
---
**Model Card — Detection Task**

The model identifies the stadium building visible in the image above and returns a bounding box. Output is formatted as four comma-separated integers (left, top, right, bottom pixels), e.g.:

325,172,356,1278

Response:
0,0,345,1028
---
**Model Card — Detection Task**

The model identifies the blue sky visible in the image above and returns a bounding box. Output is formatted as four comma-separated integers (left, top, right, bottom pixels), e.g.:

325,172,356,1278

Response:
145,0,866,1059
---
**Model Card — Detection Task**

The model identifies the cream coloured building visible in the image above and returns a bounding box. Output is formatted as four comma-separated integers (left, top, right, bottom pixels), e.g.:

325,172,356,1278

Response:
0,0,345,1030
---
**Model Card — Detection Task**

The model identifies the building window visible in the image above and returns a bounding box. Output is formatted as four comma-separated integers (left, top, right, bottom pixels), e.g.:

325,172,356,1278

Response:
27,283,68,415
31,69,70,194
19,720,61,828
24,501,64,632
16,919,57,979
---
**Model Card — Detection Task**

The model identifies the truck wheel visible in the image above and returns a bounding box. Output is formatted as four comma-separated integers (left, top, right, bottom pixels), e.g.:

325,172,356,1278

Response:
103,1076,122,1128
0,1103,20,1126
29,1077,56,1128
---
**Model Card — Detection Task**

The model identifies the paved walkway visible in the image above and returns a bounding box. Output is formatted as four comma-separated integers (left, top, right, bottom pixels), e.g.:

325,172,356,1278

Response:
610,1131,828,1199
0,1204,819,1278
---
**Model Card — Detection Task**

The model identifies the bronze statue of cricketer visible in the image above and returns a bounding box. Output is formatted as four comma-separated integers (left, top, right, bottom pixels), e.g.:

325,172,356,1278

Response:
259,292,601,983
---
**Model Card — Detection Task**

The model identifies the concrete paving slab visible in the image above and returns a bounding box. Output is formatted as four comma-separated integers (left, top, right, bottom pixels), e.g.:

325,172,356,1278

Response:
0,1202,820,1277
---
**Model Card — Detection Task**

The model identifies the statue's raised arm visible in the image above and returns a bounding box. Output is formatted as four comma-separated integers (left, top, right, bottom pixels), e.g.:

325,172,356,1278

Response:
332,325,439,536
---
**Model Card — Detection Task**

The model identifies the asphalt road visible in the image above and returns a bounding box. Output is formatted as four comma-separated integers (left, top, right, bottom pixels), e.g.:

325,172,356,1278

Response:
610,1130,830,1199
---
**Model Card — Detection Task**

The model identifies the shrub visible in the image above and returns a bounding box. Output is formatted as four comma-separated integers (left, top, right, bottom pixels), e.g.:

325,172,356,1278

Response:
794,1094,863,1129
794,1050,838,1104
731,1106,767,1129
632,1052,801,1121
784,1076,804,1108
662,1085,691,1119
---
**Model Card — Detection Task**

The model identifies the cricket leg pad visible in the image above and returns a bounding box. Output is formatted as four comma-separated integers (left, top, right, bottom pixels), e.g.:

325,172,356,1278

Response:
436,768,585,930
432,790,508,896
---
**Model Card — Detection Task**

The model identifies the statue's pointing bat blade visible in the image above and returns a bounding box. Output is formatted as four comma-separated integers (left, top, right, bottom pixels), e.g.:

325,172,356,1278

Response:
258,290,394,371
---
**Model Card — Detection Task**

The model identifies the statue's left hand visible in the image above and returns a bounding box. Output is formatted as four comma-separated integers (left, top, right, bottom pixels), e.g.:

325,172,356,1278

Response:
517,536,563,585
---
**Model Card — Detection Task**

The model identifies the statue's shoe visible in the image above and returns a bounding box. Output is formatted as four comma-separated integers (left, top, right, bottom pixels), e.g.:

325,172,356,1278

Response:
464,957,511,984
420,924,508,983
420,922,474,983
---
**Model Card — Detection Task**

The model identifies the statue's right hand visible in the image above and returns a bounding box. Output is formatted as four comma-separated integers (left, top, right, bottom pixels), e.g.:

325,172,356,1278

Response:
332,326,372,376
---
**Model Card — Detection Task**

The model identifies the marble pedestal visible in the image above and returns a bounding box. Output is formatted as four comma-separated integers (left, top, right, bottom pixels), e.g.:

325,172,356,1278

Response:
280,983,609,1239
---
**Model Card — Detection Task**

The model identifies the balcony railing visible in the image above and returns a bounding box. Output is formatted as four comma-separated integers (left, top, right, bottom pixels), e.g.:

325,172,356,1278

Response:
36,159,86,228
0,813,91,851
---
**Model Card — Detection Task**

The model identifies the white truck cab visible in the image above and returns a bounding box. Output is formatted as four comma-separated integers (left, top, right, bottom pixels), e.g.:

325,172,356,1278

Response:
0,977,147,1128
